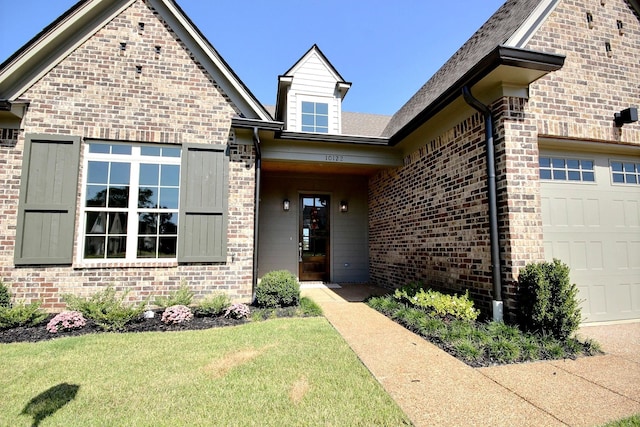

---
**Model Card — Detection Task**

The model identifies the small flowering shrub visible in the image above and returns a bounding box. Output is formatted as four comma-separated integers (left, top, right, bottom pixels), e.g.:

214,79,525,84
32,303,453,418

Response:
161,305,193,324
224,303,250,319
47,311,87,334
394,285,479,322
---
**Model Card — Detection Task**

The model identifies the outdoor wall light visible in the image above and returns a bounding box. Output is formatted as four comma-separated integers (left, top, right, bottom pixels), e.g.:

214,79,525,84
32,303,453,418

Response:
614,107,638,127
339,200,348,213
283,199,290,211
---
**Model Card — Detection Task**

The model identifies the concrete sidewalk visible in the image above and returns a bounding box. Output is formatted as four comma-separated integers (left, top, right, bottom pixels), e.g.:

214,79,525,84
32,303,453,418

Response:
302,284,640,427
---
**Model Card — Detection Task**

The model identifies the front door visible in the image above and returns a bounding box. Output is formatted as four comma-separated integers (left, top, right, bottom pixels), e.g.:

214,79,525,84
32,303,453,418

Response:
299,195,329,281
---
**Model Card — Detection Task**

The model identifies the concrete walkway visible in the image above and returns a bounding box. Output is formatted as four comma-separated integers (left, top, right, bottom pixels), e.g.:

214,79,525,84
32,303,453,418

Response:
302,284,640,427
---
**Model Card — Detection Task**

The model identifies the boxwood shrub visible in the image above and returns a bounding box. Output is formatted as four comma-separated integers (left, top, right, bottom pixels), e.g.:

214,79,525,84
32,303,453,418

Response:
255,270,300,308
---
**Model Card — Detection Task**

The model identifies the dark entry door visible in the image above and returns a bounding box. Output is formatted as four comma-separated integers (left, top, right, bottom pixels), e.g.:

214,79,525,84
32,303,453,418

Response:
299,195,329,281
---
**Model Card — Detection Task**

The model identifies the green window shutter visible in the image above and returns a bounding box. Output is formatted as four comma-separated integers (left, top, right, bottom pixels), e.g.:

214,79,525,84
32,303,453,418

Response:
15,134,81,265
178,144,229,263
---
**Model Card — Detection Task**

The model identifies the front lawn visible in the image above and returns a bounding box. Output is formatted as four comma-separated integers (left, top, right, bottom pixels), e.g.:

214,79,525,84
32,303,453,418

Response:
0,317,411,426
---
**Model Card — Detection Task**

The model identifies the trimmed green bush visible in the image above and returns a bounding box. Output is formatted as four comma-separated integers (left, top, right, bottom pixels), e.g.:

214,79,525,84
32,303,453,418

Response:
517,259,582,341
255,270,300,308
154,282,194,309
194,293,231,317
63,286,147,331
0,301,47,330
0,281,11,308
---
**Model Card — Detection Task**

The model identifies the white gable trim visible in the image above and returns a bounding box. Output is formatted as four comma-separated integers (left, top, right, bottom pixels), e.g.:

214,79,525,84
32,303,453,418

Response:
505,0,560,48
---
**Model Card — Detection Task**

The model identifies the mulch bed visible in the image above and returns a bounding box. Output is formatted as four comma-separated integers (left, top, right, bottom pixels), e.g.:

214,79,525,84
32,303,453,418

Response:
0,311,248,344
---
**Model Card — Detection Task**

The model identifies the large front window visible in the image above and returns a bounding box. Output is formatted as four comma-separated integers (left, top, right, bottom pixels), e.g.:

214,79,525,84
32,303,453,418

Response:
82,143,180,261
301,101,329,133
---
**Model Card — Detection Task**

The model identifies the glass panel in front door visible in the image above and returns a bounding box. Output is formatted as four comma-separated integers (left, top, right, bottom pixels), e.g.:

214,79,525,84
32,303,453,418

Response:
299,195,329,281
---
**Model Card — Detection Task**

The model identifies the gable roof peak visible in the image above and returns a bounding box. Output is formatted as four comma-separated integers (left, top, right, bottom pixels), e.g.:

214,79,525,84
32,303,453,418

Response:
0,0,272,121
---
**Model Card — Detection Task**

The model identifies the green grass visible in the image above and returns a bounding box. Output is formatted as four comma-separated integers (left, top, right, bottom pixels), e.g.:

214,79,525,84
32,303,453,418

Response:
601,414,640,426
0,317,410,426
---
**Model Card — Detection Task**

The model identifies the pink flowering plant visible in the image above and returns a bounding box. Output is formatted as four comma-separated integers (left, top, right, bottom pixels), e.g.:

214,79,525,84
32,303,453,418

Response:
46,310,87,334
161,305,193,324
224,303,250,319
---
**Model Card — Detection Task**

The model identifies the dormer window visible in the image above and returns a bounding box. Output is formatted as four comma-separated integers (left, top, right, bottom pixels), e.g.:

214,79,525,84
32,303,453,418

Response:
301,101,329,133
275,45,351,134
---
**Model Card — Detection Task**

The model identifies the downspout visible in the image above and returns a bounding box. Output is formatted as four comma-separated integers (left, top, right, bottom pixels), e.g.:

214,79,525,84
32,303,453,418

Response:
462,86,503,322
252,127,262,303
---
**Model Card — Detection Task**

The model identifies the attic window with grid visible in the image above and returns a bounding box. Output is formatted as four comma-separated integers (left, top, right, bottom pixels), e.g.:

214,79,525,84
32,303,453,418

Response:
301,101,329,133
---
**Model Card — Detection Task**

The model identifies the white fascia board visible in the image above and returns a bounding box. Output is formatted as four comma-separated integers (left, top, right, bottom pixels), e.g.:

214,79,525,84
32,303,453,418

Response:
0,0,136,100
156,0,270,121
505,0,559,48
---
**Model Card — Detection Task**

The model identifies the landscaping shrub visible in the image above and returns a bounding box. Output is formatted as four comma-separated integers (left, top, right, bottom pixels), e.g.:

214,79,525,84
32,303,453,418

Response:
367,291,600,367
47,311,87,334
224,303,251,319
517,259,582,341
161,305,193,324
0,281,10,308
154,282,194,309
255,270,300,308
0,301,47,330
63,286,147,331
394,286,479,322
194,293,231,317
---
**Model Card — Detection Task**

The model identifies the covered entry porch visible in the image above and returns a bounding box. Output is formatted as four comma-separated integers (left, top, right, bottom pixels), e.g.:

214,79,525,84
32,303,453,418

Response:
255,130,400,283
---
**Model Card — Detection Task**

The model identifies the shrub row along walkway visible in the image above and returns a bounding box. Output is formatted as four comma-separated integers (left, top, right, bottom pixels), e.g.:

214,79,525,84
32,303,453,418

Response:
302,284,640,427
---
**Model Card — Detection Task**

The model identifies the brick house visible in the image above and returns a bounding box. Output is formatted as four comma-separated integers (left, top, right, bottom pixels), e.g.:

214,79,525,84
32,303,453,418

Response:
1,0,638,323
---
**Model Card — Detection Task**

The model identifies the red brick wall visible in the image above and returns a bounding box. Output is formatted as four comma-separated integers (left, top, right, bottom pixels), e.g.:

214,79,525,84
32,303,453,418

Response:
0,0,255,309
369,112,496,311
526,0,640,145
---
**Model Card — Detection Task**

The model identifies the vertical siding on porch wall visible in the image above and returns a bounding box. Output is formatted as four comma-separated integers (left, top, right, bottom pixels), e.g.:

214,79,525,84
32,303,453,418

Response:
258,172,369,283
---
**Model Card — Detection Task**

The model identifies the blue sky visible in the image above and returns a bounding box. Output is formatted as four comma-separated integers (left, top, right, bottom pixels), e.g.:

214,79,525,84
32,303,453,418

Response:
0,0,505,115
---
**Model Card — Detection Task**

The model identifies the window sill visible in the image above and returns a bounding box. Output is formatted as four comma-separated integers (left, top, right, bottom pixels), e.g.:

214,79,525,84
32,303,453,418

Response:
73,260,178,270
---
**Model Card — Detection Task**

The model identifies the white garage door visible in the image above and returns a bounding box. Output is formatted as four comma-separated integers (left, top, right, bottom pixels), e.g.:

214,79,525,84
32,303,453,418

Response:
540,149,640,323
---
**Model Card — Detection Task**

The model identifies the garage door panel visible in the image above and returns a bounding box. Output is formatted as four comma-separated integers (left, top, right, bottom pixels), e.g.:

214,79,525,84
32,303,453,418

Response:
540,150,640,322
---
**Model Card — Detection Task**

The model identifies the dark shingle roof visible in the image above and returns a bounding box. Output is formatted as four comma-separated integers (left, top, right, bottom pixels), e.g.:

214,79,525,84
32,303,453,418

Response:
382,0,542,138
341,111,390,137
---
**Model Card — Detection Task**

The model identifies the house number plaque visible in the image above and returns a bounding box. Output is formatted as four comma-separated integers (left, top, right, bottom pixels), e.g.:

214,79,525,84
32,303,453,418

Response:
325,155,344,162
